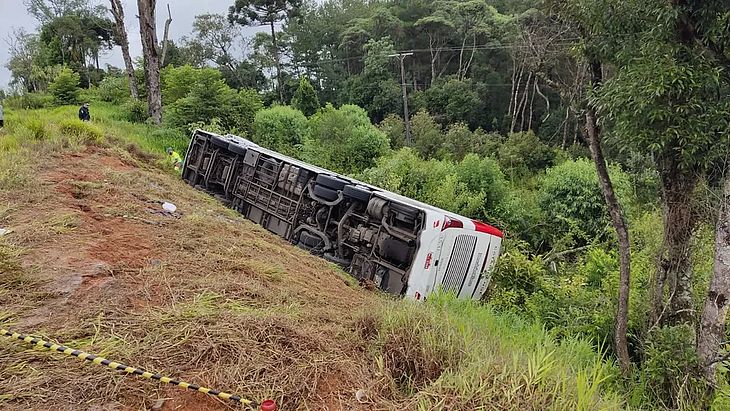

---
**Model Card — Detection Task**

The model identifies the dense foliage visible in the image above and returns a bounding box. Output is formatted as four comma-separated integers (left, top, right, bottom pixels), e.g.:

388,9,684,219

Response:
3,0,729,408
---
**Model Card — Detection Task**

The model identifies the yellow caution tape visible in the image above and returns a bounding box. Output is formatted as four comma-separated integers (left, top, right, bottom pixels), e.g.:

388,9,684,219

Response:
1,328,256,408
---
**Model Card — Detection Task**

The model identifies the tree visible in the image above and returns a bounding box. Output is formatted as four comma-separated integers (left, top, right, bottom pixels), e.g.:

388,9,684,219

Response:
49,67,81,104
5,29,41,91
291,77,319,116
137,0,162,124
698,177,730,383
410,110,443,160
593,0,729,327
303,104,390,174
188,14,244,78
584,63,632,374
229,0,303,103
24,0,88,24
109,0,138,99
252,105,308,155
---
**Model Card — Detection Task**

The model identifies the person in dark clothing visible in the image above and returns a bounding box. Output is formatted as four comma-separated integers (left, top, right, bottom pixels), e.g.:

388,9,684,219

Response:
78,103,90,121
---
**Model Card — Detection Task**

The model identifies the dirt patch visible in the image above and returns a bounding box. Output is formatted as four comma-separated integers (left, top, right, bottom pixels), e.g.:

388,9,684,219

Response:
0,144,381,410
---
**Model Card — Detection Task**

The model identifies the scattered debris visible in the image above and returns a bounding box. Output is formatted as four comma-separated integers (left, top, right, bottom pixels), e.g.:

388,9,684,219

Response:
162,202,177,213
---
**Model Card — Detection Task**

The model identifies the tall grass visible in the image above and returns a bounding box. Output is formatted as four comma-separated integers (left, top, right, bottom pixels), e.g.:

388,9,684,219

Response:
1,103,189,158
366,293,624,410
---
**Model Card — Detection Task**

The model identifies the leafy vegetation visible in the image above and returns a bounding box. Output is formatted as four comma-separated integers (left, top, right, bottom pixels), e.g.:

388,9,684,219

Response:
2,0,729,408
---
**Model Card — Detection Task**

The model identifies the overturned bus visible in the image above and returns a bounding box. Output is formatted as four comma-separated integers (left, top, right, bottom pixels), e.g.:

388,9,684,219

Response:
181,130,503,301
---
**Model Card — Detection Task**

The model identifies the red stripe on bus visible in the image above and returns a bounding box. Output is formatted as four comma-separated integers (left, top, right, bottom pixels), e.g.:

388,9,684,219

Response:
472,220,503,238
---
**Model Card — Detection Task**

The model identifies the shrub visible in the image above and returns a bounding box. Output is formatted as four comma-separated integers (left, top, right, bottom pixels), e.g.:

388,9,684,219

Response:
379,114,405,150
423,78,482,127
538,159,632,248
4,92,55,109
411,110,443,159
498,131,555,177
167,76,262,136
488,245,546,311
637,325,706,409
291,78,320,117
162,65,223,105
122,99,148,123
303,104,390,174
252,106,308,156
98,76,130,104
23,118,48,141
49,68,81,105
59,119,104,145
442,124,504,161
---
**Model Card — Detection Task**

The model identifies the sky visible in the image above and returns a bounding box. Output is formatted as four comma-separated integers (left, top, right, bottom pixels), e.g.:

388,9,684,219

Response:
0,0,260,89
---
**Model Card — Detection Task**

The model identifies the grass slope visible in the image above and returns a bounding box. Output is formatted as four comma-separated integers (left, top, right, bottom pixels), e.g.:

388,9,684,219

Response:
0,104,623,410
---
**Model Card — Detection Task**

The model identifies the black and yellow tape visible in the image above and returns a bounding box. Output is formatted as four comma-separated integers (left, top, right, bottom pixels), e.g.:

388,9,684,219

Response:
1,328,259,408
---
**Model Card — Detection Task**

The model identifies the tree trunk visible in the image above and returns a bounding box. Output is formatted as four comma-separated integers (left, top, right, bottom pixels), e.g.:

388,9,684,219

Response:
651,153,699,326
585,61,632,374
137,0,162,124
428,33,437,86
110,0,138,100
270,20,284,103
697,177,730,383
160,4,172,67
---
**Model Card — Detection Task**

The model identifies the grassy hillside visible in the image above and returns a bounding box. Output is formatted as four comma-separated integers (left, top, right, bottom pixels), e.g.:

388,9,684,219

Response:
0,105,623,410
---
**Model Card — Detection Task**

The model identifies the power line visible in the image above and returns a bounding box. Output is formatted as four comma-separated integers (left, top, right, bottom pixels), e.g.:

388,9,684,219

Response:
297,40,580,67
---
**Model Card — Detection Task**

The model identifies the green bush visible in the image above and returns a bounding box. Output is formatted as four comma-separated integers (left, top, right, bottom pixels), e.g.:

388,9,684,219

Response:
360,149,507,223
167,75,262,136
303,104,390,174
252,106,308,156
378,114,406,150
488,245,546,311
59,119,104,145
23,118,48,141
122,99,148,123
162,65,224,105
423,78,482,127
538,158,632,249
49,68,82,105
4,92,55,110
98,76,130,104
411,110,443,159
291,78,320,117
636,325,706,409
499,131,555,177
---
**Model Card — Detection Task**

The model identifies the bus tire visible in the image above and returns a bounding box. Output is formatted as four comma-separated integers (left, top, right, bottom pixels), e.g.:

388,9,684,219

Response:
299,231,322,248
343,185,372,202
316,174,348,191
312,184,338,202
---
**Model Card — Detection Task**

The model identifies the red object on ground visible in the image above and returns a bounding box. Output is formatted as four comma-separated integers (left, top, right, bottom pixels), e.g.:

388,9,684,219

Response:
260,400,277,411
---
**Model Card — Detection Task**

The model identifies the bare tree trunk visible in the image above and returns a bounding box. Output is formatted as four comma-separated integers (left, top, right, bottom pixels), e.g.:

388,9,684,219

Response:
458,35,467,81
270,20,284,103
428,33,438,86
528,76,536,131
137,0,162,124
463,33,477,80
160,4,172,67
698,177,730,383
519,71,533,132
562,106,570,149
110,0,138,100
585,60,632,374
510,65,524,134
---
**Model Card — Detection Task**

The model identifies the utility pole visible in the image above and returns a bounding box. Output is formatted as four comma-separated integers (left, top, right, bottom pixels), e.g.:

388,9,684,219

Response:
389,52,414,145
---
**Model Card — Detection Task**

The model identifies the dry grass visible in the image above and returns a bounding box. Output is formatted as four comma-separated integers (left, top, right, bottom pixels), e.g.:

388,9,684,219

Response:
0,106,625,410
